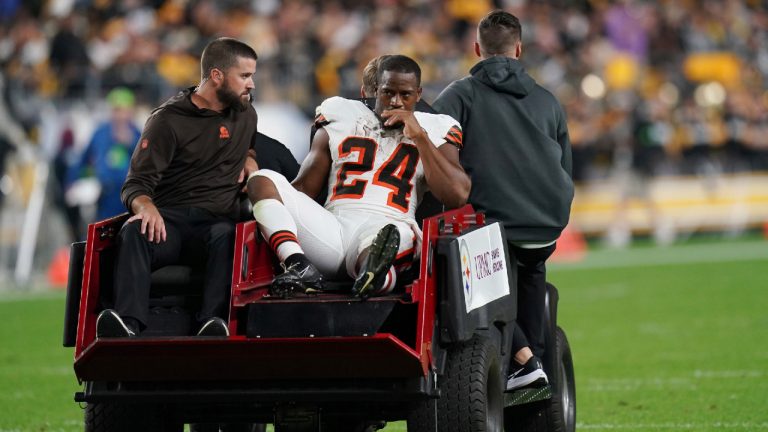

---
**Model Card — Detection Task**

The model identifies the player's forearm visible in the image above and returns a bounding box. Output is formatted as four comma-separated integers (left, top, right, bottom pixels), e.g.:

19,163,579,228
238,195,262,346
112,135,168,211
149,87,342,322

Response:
424,165,470,208
413,133,470,208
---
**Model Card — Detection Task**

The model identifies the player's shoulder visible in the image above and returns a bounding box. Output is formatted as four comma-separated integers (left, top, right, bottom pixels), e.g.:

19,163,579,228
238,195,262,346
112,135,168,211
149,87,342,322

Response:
415,111,460,131
316,96,369,124
415,111,462,148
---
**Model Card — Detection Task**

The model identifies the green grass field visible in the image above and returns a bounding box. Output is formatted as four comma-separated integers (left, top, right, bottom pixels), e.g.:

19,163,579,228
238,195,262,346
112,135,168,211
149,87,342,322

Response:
1,237,767,431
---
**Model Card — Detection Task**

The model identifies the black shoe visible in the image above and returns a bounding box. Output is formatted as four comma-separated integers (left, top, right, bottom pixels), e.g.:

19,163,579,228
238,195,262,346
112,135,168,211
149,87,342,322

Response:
96,309,136,338
351,224,399,299
270,255,324,298
196,317,229,337
505,356,548,391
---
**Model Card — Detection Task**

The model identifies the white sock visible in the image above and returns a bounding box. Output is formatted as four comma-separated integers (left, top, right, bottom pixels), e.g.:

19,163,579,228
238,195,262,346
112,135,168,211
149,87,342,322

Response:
376,267,397,295
252,199,303,261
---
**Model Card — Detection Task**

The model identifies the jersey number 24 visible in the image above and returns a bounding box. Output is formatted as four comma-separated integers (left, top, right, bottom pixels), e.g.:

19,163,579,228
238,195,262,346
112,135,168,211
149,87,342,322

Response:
332,137,419,213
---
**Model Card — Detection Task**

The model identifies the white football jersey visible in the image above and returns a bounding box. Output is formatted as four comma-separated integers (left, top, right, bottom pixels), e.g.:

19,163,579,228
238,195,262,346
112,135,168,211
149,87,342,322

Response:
315,96,462,221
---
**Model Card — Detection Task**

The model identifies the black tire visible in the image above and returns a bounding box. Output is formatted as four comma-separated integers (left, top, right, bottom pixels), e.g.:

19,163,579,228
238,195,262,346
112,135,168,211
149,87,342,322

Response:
504,327,576,432
432,335,504,432
321,418,384,432
192,423,263,432
406,398,437,431
85,401,182,432
552,327,576,432
85,401,127,432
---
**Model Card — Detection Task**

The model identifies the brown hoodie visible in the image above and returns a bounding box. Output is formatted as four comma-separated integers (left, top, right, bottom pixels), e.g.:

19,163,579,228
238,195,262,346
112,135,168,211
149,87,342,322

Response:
121,88,258,219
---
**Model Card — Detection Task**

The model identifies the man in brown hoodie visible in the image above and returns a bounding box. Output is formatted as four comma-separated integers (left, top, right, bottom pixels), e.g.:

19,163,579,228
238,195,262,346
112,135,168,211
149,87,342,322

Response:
96,37,260,338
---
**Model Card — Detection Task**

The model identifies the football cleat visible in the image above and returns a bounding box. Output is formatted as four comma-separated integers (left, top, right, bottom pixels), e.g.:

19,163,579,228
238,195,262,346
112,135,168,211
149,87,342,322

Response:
351,224,400,299
269,259,324,298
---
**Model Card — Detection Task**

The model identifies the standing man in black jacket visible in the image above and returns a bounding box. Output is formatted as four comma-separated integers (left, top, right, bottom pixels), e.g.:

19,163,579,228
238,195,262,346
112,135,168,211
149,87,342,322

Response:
96,37,260,338
433,10,574,391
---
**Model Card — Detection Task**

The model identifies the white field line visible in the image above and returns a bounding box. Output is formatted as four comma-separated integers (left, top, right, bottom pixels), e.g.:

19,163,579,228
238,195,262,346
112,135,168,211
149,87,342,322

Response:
0,427,79,432
582,370,765,391
552,240,768,271
0,419,81,432
0,365,72,376
693,370,765,378
0,290,64,303
579,423,768,430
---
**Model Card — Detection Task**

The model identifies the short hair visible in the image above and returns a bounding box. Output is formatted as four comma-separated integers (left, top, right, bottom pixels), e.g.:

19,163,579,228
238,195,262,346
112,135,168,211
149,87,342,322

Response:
362,55,392,97
200,37,258,80
477,10,522,56
377,55,421,87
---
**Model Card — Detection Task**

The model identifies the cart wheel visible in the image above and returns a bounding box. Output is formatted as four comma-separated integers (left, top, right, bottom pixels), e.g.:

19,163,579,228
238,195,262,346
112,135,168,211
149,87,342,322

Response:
432,335,504,432
85,401,181,432
406,398,437,431
504,327,575,432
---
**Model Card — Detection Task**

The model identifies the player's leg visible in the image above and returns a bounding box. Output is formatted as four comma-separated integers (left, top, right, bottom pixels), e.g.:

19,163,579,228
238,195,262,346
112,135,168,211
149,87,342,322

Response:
248,171,305,263
249,170,345,295
371,223,419,295
342,215,416,298
351,224,400,298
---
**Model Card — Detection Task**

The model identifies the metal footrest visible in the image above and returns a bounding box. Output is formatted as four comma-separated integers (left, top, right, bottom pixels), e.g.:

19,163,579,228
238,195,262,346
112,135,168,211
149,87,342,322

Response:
504,385,552,407
274,405,319,432
246,298,397,338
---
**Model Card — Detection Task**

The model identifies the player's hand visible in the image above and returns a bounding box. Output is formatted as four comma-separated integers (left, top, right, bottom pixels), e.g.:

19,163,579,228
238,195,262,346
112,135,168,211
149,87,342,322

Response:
381,109,426,141
126,201,166,243
239,155,259,191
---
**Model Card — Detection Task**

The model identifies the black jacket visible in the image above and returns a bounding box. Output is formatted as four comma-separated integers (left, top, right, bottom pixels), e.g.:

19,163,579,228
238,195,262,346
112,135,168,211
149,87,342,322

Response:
122,88,258,219
433,57,573,243
253,132,300,182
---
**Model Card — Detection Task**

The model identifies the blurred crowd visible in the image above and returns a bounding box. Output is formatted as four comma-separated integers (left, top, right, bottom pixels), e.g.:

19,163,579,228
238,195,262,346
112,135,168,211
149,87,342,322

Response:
2,0,768,229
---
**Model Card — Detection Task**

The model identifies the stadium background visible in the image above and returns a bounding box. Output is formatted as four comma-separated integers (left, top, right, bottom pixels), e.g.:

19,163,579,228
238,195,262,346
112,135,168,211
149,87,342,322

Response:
0,0,766,431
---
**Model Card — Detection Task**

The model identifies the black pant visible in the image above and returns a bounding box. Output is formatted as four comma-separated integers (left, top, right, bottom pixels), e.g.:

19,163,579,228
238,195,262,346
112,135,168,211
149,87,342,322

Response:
113,207,236,328
510,243,556,359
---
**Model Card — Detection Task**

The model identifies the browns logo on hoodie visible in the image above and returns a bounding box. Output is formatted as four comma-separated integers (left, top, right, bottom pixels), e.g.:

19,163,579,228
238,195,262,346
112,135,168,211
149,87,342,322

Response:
122,87,258,219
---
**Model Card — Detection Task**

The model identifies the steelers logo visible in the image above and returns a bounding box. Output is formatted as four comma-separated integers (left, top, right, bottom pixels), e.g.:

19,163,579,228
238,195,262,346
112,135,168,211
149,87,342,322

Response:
460,239,472,305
